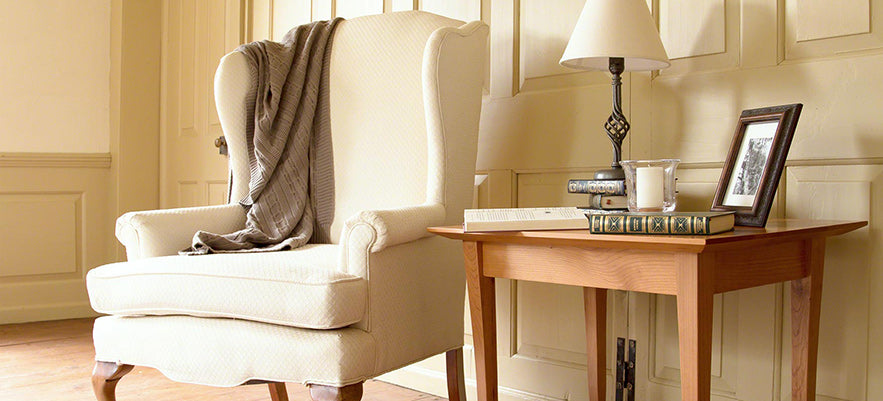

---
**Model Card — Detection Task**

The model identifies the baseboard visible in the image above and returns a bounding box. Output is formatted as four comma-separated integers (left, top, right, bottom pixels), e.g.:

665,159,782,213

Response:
0,302,98,325
378,356,567,401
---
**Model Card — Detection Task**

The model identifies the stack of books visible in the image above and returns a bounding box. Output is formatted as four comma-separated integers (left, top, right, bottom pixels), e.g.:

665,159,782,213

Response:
567,179,628,211
586,211,734,235
462,207,735,236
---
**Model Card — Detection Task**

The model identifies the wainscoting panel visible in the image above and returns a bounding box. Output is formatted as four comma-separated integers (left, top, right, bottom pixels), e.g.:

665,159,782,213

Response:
780,164,878,401
658,0,725,60
517,0,609,93
515,281,590,368
785,0,883,60
657,0,739,76
0,154,113,324
335,0,383,19
0,193,80,278
419,0,480,22
647,293,737,395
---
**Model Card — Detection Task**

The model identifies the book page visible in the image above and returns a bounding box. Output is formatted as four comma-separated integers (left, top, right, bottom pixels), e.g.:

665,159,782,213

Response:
465,207,584,222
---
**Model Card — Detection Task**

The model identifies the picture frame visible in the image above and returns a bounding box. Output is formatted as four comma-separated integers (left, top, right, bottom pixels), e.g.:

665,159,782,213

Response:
711,103,803,227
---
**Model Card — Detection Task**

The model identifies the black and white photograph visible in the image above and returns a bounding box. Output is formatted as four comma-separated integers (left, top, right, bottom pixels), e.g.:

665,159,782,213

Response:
723,121,778,207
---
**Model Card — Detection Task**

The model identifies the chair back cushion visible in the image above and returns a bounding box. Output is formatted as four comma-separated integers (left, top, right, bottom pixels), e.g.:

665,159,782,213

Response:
217,11,485,243
326,11,465,242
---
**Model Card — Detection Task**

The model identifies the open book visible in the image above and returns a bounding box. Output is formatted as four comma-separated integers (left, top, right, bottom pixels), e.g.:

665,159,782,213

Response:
463,207,590,232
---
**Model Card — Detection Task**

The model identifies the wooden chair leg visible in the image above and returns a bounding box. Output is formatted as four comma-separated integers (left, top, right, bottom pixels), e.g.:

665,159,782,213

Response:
269,382,290,401
92,361,134,401
446,348,467,401
309,382,364,401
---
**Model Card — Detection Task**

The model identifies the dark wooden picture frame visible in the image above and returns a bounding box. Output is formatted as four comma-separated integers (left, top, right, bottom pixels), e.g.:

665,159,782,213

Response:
711,103,803,227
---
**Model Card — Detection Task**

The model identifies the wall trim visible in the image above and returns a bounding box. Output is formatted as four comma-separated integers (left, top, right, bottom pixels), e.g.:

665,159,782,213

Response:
0,153,112,169
0,302,98,325
379,357,568,401
503,157,883,175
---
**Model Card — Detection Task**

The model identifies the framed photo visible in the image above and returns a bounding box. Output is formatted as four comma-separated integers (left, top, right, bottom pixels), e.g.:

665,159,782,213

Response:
711,104,803,227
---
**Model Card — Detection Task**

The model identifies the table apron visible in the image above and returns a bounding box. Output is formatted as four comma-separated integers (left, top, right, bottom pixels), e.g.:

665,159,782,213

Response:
480,242,680,295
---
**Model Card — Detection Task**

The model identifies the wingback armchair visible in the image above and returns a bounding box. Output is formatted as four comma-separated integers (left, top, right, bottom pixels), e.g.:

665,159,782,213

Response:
86,11,487,401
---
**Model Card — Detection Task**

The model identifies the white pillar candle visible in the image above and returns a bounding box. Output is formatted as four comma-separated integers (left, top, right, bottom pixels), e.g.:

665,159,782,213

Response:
636,166,664,210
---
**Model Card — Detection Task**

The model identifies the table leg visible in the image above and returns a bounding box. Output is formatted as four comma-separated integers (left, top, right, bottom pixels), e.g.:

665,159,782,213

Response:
463,241,498,401
791,238,826,401
676,253,714,401
584,287,607,401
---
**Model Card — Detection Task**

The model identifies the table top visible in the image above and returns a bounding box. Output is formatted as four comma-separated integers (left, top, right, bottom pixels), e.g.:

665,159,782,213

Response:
428,219,867,253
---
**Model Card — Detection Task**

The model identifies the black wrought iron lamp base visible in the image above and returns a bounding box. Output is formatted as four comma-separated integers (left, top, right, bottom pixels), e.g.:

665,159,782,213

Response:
593,57,629,181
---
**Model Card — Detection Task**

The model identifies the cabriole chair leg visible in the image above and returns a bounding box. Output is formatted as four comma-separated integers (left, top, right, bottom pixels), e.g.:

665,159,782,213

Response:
92,361,134,401
446,348,467,401
309,382,364,401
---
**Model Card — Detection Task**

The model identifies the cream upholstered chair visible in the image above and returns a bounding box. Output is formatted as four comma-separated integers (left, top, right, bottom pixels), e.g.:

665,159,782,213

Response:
86,11,487,401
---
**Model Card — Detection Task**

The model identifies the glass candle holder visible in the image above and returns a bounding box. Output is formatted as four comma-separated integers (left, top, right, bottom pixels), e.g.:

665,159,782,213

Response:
619,159,680,212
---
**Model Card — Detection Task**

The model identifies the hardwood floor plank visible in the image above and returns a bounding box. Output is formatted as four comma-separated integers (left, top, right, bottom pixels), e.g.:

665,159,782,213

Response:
0,318,447,401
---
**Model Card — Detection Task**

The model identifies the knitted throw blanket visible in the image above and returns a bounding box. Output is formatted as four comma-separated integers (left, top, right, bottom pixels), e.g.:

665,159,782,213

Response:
184,19,341,255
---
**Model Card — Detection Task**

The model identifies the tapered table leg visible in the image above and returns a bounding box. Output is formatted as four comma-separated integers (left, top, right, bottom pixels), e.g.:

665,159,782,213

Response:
676,253,714,401
463,241,498,401
584,287,607,401
791,238,826,401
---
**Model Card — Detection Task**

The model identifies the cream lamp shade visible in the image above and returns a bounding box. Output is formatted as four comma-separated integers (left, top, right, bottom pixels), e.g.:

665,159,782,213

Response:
560,0,670,71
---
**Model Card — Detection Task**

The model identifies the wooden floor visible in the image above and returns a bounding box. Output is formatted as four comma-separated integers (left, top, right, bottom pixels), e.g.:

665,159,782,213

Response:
0,318,446,401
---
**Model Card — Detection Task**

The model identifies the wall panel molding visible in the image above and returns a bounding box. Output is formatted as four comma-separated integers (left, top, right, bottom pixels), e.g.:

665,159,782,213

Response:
785,0,883,60
0,192,82,279
659,0,726,60
516,0,608,93
0,163,112,324
0,153,112,169
647,293,737,396
658,0,740,76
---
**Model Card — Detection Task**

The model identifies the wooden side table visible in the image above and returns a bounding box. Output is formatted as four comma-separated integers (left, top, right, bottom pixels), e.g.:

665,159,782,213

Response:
429,219,866,401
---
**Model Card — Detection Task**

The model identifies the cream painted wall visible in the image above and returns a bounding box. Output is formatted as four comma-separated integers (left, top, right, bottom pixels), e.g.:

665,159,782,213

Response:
0,0,161,324
0,0,111,153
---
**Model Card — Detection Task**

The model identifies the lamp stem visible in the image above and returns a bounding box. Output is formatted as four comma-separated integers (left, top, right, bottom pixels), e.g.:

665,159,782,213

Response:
606,57,629,169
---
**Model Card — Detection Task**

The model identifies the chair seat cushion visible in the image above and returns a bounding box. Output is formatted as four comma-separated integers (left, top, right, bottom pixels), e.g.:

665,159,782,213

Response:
87,244,366,329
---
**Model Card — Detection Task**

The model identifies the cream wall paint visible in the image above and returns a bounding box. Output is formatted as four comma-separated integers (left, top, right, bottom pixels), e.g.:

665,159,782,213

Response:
0,0,111,153
0,0,161,324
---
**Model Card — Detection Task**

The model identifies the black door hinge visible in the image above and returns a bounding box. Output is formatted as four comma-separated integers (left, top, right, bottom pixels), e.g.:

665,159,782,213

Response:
615,338,636,401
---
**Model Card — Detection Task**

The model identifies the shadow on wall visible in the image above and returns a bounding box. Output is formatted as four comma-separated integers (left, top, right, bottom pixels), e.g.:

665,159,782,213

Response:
655,2,810,211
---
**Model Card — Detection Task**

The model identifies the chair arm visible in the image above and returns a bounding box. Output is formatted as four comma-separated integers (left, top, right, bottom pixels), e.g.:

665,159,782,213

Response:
116,204,246,260
341,203,446,254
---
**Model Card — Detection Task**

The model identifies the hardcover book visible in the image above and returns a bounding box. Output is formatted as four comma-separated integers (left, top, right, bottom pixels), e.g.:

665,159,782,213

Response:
587,194,628,210
464,207,590,232
567,179,626,195
587,211,735,235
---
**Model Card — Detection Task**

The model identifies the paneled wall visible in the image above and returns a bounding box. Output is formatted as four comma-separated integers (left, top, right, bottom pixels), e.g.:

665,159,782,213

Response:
0,155,113,323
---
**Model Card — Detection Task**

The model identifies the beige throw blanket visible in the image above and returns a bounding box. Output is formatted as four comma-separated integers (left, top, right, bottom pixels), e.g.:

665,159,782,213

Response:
183,19,341,255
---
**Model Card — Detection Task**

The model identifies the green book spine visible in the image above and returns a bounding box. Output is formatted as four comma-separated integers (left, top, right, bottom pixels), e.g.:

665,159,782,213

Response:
589,214,712,235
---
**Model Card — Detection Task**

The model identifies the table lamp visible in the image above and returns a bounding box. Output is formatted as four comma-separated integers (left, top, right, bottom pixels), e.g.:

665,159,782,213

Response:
560,0,670,180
